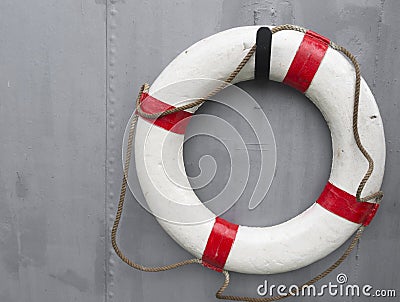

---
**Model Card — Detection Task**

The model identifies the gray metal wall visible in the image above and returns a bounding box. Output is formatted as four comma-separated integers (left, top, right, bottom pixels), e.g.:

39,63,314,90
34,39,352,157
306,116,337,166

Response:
0,1,399,301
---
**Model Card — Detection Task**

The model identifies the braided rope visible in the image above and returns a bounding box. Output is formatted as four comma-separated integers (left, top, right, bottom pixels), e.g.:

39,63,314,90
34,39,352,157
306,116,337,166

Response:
216,227,365,301
111,83,202,272
111,24,384,301
329,41,383,202
136,44,257,119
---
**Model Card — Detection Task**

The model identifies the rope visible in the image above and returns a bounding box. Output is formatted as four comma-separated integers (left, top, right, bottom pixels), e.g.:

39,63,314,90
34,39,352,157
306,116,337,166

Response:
216,227,365,301
111,41,257,272
111,84,202,272
136,44,257,119
329,42,383,202
111,24,384,301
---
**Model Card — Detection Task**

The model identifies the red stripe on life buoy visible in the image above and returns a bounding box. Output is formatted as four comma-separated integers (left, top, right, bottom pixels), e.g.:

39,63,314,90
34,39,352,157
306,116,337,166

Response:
317,182,380,226
283,30,330,93
202,217,239,272
138,92,193,134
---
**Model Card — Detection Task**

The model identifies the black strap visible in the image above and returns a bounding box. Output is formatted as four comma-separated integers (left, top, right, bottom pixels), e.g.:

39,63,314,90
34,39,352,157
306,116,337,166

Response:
255,27,272,80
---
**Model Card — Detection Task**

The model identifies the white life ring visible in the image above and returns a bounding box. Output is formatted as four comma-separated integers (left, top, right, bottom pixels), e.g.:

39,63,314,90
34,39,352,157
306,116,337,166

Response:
130,26,385,274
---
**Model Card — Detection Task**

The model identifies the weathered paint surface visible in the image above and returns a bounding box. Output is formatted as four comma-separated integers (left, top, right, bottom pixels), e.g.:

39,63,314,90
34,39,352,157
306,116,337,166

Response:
0,0,399,301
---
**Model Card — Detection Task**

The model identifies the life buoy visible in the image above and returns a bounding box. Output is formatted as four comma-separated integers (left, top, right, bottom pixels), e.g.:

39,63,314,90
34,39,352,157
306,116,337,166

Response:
129,26,385,274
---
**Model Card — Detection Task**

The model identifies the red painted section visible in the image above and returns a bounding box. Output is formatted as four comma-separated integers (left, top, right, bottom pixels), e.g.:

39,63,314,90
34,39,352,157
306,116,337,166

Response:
317,182,380,226
138,92,192,134
202,217,239,272
283,30,330,93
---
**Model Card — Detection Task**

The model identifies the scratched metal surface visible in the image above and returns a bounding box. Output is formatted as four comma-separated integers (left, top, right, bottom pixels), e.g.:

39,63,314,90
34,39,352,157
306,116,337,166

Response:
0,0,399,301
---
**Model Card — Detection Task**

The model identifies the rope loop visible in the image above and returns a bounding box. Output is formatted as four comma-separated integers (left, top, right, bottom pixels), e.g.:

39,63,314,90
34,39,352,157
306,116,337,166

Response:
111,24,384,301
